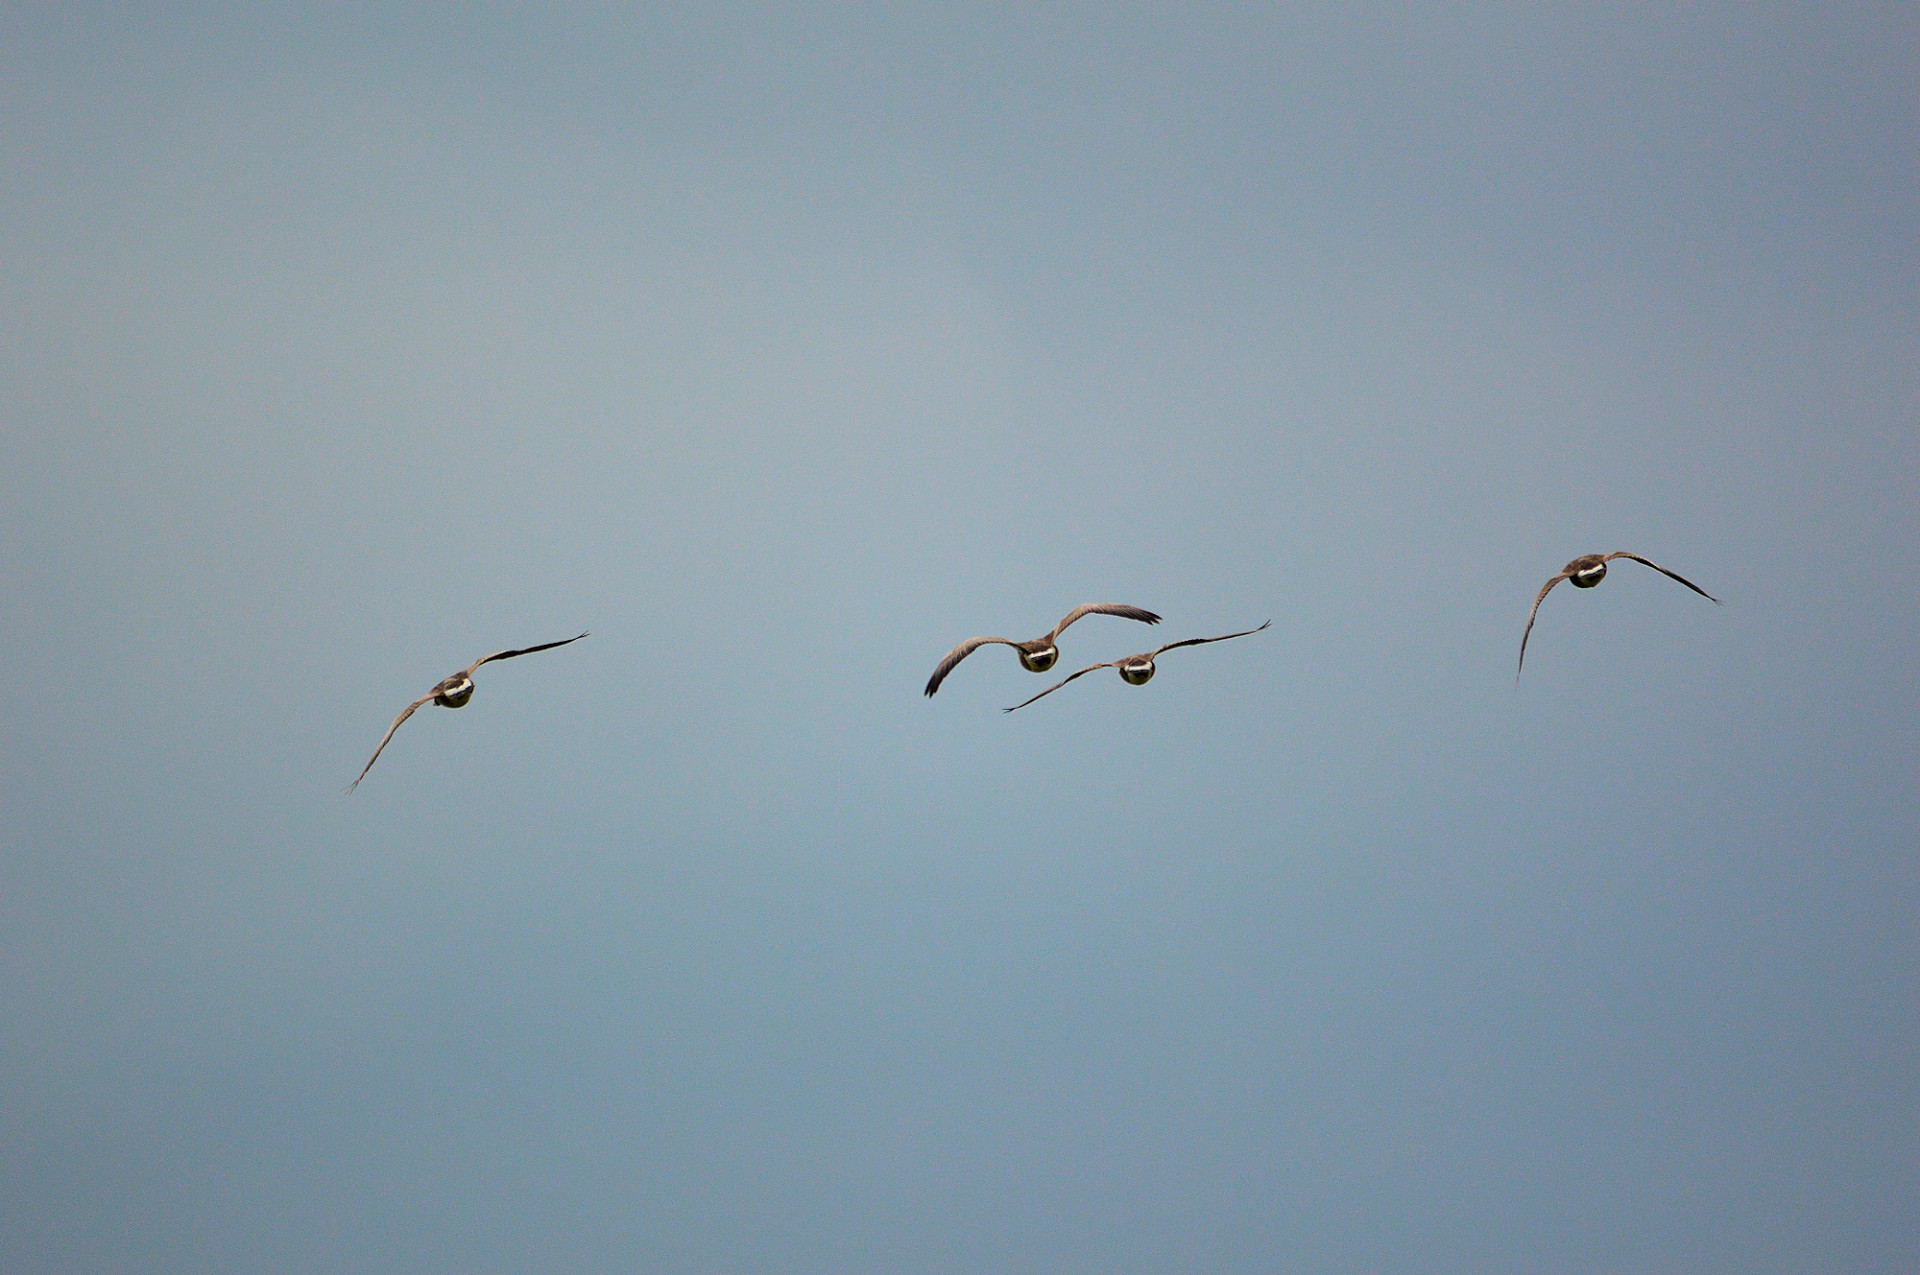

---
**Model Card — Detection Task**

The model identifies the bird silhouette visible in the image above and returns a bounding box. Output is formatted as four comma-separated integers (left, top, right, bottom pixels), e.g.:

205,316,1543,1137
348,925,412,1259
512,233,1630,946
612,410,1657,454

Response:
1518,552,1719,680
348,633,589,791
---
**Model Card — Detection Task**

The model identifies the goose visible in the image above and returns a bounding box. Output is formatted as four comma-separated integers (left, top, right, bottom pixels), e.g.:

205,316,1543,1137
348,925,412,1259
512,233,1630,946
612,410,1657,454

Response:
348,633,589,791
1004,621,1271,712
1518,552,1719,680
924,604,1160,696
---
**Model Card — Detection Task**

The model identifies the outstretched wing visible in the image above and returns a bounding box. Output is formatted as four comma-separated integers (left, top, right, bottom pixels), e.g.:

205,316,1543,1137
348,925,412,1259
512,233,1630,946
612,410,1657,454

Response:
1604,553,1721,604
1149,619,1271,658
467,631,590,675
1516,574,1572,682
1046,603,1162,641
924,636,1017,697
1002,661,1119,713
346,692,436,793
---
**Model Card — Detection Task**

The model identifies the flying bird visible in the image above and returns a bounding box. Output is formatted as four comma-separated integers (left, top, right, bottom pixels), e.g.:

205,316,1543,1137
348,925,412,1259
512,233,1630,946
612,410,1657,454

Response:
924,604,1161,696
1003,621,1271,712
347,632,589,792
1518,552,1720,680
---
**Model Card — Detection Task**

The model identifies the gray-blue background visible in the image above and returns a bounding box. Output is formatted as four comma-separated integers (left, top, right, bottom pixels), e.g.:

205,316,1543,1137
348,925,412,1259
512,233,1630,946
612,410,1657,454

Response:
3,6,1914,1271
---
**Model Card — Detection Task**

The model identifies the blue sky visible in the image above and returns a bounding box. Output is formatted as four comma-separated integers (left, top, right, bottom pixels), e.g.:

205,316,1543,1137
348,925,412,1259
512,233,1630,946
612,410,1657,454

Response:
2,6,1915,1271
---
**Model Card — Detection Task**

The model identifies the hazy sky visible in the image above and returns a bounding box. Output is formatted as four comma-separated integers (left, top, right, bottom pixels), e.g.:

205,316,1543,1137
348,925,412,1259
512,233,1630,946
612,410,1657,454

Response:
2,6,1915,1272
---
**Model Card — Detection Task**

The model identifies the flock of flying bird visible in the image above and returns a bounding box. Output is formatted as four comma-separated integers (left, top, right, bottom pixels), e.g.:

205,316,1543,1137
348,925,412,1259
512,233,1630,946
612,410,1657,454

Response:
346,550,1719,791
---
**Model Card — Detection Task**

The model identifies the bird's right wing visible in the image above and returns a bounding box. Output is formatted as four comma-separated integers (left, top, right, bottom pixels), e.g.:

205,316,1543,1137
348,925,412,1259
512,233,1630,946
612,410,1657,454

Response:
1516,574,1571,682
1003,661,1116,712
924,636,1014,697
346,692,436,793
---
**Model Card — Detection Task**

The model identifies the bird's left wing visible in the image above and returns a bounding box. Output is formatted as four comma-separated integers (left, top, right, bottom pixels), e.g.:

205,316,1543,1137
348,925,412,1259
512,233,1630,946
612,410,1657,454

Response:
1605,554,1721,604
1149,620,1271,658
468,631,591,674
1047,603,1162,640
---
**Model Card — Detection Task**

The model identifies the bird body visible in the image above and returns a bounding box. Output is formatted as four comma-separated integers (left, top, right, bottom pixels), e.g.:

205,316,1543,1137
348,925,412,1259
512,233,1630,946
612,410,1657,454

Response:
432,674,476,708
924,603,1161,696
1018,644,1060,673
1004,621,1271,711
1565,554,1610,588
1518,552,1718,680
347,632,589,791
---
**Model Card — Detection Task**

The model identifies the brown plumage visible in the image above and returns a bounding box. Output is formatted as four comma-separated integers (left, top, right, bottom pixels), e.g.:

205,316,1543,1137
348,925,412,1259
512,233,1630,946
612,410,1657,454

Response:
1518,552,1719,680
924,604,1161,696
347,633,589,792
1004,621,1271,712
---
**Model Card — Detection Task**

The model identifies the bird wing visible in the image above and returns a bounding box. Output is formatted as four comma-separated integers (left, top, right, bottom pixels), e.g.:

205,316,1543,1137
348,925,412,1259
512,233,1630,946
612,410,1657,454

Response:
1516,574,1572,682
346,692,436,793
1149,620,1271,658
924,636,1017,697
1604,553,1721,604
1046,603,1162,640
1002,661,1119,713
466,631,590,675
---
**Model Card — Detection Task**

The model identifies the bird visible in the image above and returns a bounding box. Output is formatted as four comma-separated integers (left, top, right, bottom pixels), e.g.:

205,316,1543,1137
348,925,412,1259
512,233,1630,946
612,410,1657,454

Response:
1003,621,1271,712
347,632,589,792
1518,552,1720,680
924,604,1162,696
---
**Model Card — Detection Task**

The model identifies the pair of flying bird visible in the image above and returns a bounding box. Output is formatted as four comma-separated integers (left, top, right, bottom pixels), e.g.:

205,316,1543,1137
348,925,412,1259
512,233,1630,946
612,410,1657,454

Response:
923,604,1272,711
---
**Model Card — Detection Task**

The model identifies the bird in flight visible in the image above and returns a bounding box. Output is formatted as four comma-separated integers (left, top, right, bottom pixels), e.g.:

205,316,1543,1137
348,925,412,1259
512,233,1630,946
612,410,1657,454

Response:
924,603,1161,696
1003,621,1270,712
347,633,589,792
1518,552,1719,681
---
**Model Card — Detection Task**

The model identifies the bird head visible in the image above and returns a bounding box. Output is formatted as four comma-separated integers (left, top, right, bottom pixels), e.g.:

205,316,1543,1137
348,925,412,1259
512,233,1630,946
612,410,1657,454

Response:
1019,644,1059,673
436,677,476,707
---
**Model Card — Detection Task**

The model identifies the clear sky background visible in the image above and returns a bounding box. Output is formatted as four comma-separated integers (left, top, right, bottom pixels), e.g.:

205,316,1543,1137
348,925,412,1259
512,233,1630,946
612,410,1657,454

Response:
2,6,1914,1271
